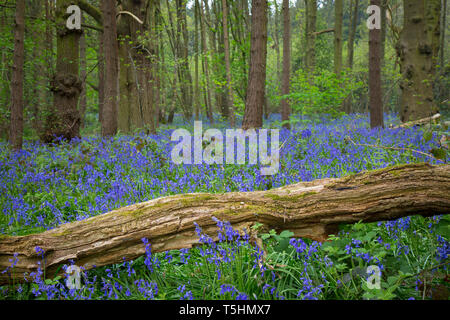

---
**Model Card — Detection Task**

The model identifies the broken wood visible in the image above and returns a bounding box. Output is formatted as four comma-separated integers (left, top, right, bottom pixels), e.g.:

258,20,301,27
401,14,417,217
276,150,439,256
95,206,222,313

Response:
0,163,449,285
390,113,441,129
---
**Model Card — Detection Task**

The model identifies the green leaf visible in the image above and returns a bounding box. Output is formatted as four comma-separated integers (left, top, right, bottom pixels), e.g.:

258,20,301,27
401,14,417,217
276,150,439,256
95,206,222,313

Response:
279,230,294,239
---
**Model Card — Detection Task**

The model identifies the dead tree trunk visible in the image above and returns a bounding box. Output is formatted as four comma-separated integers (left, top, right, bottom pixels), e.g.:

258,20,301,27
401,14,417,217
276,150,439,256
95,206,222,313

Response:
0,163,449,285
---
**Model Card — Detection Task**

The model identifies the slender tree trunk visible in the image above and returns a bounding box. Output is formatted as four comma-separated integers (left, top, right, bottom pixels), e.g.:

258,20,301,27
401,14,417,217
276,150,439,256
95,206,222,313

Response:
305,0,317,77
369,0,384,128
347,0,359,70
242,0,268,130
98,32,104,124
281,0,291,129
194,0,200,121
154,4,161,128
79,19,87,129
222,0,236,127
440,0,447,68
199,0,214,124
344,0,359,114
176,0,193,120
9,0,25,150
397,0,441,122
334,0,343,77
101,0,119,136
381,0,387,68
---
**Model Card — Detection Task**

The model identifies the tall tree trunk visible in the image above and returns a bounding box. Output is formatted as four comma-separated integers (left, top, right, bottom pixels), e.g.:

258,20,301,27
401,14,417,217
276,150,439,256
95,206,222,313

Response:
344,0,359,114
369,0,384,128
440,0,447,68
347,0,359,70
9,0,25,150
101,0,119,137
397,0,441,122
242,0,268,130
304,0,317,77
116,0,154,134
79,19,87,129
194,0,200,121
98,31,104,124
281,0,291,129
334,0,343,77
222,0,236,127
44,0,82,143
381,0,387,68
176,0,193,121
199,0,214,124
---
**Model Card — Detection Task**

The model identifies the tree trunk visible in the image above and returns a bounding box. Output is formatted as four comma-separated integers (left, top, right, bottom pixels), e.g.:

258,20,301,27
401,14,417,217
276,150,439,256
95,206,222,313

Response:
0,163,448,285
334,0,343,77
222,0,236,127
44,0,82,143
98,31,104,124
117,0,154,134
344,0,359,114
440,0,447,68
79,18,87,129
242,0,268,130
304,0,317,77
347,0,359,70
281,0,291,130
199,0,214,124
176,0,193,121
369,0,384,128
397,0,441,122
9,0,25,150
101,0,119,137
194,0,200,121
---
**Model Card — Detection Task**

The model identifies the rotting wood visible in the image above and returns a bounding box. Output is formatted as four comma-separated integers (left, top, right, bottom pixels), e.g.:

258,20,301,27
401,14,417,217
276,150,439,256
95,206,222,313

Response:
0,163,449,285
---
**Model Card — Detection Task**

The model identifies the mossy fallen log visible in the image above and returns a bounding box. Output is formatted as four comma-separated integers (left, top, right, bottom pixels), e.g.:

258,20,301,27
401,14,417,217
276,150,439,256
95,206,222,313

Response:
0,163,449,285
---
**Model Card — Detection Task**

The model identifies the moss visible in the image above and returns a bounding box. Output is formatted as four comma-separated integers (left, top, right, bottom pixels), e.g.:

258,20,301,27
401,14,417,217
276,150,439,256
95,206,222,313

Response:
0,234,9,240
50,229,71,237
265,191,317,202
179,194,215,206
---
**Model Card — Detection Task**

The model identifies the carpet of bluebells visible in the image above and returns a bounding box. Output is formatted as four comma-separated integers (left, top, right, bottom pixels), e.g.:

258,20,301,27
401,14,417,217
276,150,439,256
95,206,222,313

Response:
0,113,448,300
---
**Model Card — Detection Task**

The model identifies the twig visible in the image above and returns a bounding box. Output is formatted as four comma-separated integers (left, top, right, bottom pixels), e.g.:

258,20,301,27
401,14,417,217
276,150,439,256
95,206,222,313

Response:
345,136,441,162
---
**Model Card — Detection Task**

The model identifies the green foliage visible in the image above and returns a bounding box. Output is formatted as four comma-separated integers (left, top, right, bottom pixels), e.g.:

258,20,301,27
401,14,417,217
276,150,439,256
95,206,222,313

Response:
283,69,363,120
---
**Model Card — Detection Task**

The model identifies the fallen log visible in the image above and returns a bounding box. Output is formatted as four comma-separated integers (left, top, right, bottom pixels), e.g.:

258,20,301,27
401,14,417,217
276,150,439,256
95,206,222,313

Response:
0,163,449,285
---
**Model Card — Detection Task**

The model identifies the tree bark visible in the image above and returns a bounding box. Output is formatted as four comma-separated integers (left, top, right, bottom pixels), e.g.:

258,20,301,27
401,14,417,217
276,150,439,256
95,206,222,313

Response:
0,163,448,285
9,0,25,151
222,0,236,127
281,0,291,130
369,0,384,128
397,0,441,122
43,0,82,143
305,0,317,78
199,0,214,124
334,0,343,77
347,0,359,70
176,0,193,121
242,0,268,130
440,0,447,69
101,0,119,137
344,0,359,114
79,16,87,129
